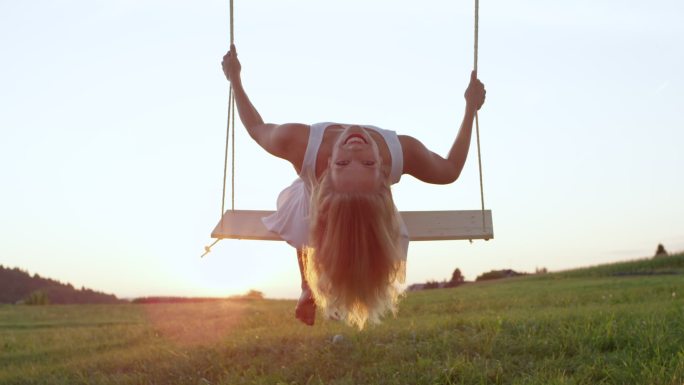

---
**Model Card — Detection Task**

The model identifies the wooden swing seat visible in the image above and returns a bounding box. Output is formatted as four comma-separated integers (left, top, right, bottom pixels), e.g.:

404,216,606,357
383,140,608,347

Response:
211,209,493,241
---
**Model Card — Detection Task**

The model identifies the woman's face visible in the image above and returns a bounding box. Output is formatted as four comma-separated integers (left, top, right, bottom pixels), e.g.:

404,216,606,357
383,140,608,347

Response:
329,125,383,192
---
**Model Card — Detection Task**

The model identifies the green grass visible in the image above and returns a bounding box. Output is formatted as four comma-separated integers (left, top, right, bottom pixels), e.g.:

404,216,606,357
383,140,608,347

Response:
2,253,684,385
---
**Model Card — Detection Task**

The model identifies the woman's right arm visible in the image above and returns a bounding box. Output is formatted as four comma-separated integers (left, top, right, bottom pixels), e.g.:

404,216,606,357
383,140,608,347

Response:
221,45,309,169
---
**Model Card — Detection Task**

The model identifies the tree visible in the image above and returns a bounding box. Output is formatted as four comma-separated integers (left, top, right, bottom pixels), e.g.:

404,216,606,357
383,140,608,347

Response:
24,290,50,305
450,268,464,284
243,290,264,300
655,244,668,257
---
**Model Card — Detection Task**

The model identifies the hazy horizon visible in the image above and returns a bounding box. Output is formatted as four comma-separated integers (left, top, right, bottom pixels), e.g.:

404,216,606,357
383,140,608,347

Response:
4,249,680,300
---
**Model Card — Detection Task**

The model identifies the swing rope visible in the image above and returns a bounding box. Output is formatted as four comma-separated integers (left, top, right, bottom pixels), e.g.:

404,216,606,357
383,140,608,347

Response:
221,91,233,216
473,0,488,233
229,0,236,213
227,0,236,213
203,0,235,258
231,93,236,210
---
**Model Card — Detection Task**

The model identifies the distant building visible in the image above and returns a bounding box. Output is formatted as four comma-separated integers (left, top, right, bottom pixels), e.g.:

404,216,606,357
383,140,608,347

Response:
407,283,427,291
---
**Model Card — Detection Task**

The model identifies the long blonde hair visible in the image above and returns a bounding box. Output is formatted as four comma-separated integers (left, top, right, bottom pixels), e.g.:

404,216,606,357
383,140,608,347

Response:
304,170,405,329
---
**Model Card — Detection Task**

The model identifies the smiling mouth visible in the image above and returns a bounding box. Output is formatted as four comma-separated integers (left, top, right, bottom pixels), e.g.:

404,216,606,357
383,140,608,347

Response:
344,133,368,145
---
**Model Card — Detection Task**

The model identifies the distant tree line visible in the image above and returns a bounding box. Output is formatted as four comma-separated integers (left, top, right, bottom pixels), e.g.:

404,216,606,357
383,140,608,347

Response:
132,290,264,304
409,266,548,291
475,269,526,281
132,296,227,304
0,265,123,305
408,268,466,291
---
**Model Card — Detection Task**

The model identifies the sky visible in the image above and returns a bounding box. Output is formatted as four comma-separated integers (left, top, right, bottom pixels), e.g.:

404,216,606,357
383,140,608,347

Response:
1,0,683,300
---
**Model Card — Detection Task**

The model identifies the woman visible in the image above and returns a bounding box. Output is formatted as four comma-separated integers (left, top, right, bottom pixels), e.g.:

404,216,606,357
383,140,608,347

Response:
222,44,485,329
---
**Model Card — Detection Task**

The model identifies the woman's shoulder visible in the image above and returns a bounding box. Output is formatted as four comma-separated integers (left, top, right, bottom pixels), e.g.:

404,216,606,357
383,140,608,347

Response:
398,134,420,149
397,134,426,170
258,123,311,172
270,123,310,150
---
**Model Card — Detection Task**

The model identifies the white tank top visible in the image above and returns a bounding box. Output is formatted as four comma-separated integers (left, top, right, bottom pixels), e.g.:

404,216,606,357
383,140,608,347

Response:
262,122,409,256
299,122,404,185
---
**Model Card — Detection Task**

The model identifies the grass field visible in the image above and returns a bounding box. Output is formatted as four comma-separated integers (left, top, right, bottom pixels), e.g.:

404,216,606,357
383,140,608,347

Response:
2,253,683,385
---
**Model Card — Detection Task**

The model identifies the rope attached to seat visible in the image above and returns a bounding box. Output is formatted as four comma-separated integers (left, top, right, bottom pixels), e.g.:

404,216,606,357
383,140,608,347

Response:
226,0,236,213
221,90,232,217
229,0,236,212
204,0,235,258
473,0,488,237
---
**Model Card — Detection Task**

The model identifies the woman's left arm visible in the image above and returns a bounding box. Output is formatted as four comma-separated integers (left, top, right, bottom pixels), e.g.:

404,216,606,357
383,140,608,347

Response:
400,71,485,184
